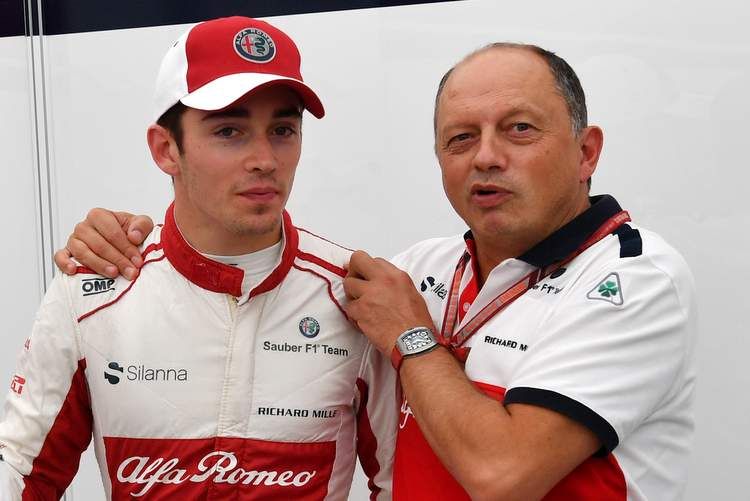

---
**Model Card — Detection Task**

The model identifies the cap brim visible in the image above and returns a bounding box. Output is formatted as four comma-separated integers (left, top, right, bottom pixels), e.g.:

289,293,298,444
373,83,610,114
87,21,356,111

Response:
180,72,325,118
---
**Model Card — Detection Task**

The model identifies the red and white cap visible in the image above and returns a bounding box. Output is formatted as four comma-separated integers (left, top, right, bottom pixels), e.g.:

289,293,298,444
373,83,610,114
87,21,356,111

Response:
153,16,324,122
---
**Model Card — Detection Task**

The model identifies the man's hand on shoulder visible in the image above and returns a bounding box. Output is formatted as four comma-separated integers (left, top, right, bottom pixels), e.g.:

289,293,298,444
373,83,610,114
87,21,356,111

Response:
343,250,435,355
54,208,154,280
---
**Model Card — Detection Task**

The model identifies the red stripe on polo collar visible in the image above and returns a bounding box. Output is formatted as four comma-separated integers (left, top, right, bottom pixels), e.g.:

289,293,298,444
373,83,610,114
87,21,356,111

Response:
161,203,298,297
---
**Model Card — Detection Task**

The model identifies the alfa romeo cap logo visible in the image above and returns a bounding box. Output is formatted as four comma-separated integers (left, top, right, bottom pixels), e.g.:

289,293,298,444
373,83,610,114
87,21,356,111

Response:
234,28,276,63
299,317,320,338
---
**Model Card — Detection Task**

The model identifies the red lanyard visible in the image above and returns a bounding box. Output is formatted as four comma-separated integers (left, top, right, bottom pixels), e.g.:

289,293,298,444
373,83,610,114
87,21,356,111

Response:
440,211,631,358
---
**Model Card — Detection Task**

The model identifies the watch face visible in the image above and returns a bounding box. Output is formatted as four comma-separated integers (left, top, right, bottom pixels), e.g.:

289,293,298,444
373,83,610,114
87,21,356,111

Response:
403,330,433,352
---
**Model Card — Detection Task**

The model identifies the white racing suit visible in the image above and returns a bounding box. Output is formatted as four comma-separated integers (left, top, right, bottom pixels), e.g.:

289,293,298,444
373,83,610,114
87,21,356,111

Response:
0,205,397,500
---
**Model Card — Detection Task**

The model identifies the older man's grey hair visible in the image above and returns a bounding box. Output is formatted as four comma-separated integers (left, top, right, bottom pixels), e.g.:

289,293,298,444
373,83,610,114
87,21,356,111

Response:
433,43,588,138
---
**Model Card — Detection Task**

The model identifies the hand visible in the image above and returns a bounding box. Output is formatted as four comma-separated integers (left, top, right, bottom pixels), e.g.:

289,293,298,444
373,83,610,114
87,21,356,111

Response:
343,250,435,355
53,208,154,280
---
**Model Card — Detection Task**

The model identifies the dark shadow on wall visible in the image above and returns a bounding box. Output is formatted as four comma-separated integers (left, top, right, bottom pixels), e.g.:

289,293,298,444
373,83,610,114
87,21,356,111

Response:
0,0,461,37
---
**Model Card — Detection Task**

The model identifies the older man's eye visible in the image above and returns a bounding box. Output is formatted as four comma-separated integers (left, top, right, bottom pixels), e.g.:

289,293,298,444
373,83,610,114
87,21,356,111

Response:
449,133,471,144
513,123,531,132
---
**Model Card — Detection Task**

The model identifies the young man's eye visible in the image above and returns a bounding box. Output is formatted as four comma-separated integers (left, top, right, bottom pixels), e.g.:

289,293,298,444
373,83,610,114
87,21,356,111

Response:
216,127,238,138
272,126,296,137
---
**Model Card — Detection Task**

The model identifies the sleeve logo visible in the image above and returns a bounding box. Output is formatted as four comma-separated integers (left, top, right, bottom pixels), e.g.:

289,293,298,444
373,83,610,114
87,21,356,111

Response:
587,272,624,306
10,375,26,395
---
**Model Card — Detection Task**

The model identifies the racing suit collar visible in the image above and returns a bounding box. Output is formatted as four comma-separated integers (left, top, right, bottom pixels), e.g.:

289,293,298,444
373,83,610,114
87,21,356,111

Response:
161,202,299,297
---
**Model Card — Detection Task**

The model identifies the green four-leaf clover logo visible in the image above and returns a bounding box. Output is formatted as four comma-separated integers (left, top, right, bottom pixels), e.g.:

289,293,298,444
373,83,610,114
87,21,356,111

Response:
598,281,619,298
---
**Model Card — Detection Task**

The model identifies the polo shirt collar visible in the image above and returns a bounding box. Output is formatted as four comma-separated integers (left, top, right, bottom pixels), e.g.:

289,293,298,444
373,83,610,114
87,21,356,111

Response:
463,194,623,268
518,194,623,267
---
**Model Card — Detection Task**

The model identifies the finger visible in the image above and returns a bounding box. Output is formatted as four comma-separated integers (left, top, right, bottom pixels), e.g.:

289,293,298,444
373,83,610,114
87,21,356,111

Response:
343,275,370,300
347,250,375,279
70,224,137,280
116,212,153,268
116,212,154,247
53,247,78,275
341,298,363,325
85,209,142,272
372,256,399,274
66,237,120,278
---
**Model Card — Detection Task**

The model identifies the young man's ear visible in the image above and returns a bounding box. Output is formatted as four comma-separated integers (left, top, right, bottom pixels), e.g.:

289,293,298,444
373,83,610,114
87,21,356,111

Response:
147,124,181,177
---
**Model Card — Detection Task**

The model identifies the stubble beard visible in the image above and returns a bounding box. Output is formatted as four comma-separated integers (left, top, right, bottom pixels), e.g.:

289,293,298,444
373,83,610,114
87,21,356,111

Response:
224,205,282,239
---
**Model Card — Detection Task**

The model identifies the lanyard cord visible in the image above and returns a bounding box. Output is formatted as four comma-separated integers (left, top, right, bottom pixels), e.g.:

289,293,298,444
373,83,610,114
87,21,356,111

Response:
440,211,631,352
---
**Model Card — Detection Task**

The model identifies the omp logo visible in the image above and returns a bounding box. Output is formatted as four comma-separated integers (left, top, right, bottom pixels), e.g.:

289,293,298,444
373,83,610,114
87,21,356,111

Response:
104,361,188,385
420,276,447,299
82,278,115,296
104,362,124,384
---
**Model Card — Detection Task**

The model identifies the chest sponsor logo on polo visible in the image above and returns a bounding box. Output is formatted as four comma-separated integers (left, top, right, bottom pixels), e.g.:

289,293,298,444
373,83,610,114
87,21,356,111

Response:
263,341,349,357
530,282,564,295
420,276,447,299
484,336,528,351
530,267,566,296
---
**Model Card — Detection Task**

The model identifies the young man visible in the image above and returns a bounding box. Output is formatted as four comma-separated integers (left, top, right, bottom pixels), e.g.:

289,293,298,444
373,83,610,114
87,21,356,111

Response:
0,16,396,500
53,44,696,500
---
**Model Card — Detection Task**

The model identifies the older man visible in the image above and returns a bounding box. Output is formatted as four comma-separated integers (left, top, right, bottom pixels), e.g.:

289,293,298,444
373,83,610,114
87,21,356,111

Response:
345,44,696,501
54,43,696,500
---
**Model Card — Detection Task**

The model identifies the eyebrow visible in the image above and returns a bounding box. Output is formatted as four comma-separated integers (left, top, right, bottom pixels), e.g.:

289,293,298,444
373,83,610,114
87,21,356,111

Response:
202,108,249,121
274,106,303,119
201,106,303,122
440,105,545,133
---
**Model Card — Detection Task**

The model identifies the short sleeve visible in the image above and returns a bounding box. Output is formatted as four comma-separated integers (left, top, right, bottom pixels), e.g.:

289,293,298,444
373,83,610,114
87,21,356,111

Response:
504,254,696,452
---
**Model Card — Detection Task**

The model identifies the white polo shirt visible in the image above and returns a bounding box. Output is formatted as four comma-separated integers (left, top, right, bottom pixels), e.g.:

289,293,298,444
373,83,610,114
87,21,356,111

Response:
392,195,697,501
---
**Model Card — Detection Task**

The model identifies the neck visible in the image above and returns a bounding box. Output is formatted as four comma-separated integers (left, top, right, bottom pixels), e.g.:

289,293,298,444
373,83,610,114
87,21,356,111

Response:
473,241,527,286
474,194,592,284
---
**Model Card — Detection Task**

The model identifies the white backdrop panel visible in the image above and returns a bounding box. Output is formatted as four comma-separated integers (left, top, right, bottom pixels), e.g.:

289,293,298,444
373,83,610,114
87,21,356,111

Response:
0,35,45,420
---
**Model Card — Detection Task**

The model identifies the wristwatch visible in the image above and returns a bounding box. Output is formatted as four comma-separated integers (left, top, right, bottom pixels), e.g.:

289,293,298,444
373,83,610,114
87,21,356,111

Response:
391,327,441,371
